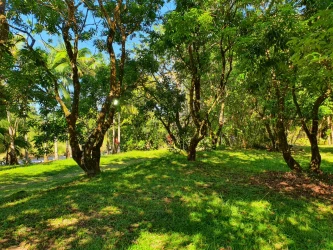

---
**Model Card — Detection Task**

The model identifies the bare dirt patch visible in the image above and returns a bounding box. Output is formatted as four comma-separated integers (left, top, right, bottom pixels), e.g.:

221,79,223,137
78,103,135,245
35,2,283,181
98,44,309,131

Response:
251,171,333,202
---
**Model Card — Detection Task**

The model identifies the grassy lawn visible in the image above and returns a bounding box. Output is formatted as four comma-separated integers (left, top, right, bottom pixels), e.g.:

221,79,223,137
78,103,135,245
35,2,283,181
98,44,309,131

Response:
0,148,332,249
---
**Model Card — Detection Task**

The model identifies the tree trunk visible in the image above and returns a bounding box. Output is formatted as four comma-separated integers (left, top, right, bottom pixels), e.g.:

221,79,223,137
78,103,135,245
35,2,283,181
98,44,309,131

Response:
276,119,302,172
106,131,111,155
117,112,121,153
54,137,59,160
328,116,331,145
264,121,277,151
79,146,101,177
0,0,9,47
24,132,29,163
292,87,331,173
7,112,18,165
65,139,72,158
8,140,18,165
331,116,333,145
8,126,18,165
275,81,301,172
43,142,48,163
309,135,321,173
112,117,116,153
187,135,201,161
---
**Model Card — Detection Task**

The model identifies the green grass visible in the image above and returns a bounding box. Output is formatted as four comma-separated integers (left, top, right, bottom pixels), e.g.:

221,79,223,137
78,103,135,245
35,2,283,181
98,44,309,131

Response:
0,148,332,250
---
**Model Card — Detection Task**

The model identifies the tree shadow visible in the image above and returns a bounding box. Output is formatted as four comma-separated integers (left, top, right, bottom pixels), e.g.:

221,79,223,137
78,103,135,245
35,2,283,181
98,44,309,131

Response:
1,152,332,249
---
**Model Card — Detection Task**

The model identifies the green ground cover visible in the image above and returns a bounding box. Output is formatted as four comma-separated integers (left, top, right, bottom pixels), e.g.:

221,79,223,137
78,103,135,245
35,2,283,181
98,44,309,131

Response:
0,148,332,250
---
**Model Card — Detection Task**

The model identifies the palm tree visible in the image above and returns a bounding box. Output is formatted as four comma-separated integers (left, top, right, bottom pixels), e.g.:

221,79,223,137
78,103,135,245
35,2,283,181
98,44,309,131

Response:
0,126,30,165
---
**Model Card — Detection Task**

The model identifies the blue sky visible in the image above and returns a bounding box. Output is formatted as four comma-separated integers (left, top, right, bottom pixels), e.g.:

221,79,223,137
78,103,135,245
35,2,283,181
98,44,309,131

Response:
29,1,175,56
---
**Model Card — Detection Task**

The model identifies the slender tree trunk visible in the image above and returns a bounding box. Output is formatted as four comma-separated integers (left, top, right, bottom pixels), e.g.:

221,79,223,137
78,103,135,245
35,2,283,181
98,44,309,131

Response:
7,112,18,165
65,139,72,158
117,112,120,153
106,131,111,155
43,142,48,163
211,102,225,149
112,117,115,153
331,116,333,145
24,133,29,162
54,137,58,160
328,116,331,145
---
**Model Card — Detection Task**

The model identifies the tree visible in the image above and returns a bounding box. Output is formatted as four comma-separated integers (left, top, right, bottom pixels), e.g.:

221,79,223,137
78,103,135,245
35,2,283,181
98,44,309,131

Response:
154,0,247,161
8,0,165,176
289,4,333,173
237,2,303,171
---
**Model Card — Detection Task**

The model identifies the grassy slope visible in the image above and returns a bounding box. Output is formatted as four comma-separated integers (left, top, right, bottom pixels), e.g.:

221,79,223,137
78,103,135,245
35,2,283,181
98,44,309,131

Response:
0,148,332,250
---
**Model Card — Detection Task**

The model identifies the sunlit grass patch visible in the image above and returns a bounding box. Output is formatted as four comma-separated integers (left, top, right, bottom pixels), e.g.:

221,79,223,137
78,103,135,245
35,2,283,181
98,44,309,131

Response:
0,148,332,249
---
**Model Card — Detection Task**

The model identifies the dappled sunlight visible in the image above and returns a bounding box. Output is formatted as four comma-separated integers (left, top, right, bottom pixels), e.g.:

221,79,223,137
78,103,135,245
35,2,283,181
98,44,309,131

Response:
48,216,79,229
1,149,333,249
99,205,122,216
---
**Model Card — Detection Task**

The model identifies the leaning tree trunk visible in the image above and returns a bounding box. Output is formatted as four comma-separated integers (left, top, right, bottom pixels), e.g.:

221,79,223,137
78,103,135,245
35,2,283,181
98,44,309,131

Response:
276,119,302,172
264,121,278,151
274,80,302,172
292,87,331,173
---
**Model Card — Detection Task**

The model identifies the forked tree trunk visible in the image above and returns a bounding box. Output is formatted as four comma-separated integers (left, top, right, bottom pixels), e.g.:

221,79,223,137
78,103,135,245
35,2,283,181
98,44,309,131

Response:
79,146,102,176
292,87,331,173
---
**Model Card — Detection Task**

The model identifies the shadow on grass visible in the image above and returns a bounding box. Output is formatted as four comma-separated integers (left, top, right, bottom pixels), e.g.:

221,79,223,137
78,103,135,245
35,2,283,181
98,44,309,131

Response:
0,151,332,249
0,150,171,199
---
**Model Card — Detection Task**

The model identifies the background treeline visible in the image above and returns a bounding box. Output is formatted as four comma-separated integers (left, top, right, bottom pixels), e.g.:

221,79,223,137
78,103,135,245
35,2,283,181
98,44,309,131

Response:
0,0,332,175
